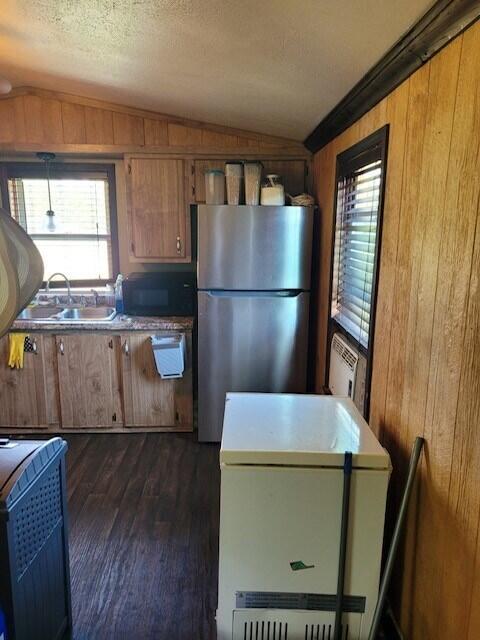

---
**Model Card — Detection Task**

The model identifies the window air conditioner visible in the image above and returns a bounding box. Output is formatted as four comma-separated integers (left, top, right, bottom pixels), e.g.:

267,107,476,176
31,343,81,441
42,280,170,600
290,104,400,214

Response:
329,333,359,399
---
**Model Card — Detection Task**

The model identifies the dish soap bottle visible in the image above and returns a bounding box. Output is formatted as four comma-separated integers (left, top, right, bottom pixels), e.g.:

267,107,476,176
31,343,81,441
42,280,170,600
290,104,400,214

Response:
114,274,124,314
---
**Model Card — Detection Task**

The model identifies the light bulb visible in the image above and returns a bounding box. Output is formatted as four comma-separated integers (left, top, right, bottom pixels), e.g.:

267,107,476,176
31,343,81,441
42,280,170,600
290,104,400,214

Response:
43,210,57,233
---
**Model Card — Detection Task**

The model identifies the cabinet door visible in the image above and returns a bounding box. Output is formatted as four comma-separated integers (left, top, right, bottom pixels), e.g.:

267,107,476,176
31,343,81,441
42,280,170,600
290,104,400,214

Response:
0,334,59,429
127,157,190,261
56,334,122,429
120,333,192,429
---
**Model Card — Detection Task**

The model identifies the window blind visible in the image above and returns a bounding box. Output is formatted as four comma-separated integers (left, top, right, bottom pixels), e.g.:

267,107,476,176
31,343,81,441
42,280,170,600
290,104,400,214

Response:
8,174,112,281
331,160,382,349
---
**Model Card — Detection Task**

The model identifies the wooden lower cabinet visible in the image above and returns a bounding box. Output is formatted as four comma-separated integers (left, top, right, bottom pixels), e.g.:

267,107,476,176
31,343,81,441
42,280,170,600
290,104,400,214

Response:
0,334,59,429
56,334,122,429
120,332,193,430
0,330,193,433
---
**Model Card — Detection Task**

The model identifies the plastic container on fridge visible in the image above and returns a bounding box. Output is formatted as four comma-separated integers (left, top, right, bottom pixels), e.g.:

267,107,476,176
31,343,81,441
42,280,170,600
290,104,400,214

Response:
205,169,225,204
244,162,262,205
225,162,243,205
261,174,285,205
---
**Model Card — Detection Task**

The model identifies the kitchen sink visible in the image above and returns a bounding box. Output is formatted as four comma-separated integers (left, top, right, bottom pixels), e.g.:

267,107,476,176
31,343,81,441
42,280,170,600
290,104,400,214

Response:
16,306,64,320
16,305,117,322
59,307,117,321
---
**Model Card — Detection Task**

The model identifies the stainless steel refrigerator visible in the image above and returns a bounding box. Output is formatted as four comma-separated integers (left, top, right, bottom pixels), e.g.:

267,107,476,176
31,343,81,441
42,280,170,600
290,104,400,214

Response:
197,205,313,442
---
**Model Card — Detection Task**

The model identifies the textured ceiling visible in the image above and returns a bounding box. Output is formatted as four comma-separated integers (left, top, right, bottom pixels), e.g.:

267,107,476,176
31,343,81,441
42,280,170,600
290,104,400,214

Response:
0,0,434,140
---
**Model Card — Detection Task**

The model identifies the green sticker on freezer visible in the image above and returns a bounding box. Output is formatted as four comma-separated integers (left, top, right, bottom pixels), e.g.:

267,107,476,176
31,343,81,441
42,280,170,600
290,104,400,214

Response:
290,560,315,571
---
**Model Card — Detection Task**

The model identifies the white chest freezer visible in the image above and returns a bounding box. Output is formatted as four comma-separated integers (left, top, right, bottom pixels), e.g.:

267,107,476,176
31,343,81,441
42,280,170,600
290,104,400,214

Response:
217,393,391,640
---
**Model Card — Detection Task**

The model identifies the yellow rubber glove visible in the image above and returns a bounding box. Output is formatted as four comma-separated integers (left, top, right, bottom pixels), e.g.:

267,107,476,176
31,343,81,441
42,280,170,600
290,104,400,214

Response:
8,333,27,369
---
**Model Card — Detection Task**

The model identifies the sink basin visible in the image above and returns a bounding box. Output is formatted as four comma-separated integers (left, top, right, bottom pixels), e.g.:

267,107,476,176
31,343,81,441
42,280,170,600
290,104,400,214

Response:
59,307,117,322
17,306,63,320
16,305,117,323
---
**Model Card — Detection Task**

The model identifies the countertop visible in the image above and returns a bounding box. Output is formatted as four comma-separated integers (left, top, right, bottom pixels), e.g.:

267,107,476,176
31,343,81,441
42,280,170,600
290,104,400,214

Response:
11,314,194,333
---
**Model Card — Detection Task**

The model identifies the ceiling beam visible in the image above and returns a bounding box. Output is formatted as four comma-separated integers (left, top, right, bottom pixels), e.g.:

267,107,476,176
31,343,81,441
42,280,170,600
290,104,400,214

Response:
304,0,480,153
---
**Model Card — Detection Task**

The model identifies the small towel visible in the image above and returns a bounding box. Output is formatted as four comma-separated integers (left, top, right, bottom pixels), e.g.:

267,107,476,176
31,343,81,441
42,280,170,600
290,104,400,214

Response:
8,333,27,369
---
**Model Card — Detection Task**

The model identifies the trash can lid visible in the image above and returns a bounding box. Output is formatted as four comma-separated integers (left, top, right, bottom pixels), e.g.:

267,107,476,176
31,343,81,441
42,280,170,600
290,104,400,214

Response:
0,437,67,512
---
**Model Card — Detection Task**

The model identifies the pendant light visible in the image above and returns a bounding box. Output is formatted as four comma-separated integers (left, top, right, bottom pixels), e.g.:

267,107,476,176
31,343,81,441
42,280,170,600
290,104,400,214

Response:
36,152,58,233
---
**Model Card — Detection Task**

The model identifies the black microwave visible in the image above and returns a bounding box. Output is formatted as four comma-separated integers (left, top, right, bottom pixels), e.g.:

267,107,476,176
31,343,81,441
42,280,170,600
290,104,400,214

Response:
123,272,196,317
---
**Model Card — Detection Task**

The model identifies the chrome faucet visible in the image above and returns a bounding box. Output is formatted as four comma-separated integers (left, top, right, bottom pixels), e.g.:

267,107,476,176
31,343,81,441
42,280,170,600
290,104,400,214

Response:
90,289,100,306
45,272,73,305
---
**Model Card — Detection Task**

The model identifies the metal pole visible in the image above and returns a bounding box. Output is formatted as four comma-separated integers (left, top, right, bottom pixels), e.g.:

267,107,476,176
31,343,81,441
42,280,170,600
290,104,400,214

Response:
368,436,425,640
334,451,353,640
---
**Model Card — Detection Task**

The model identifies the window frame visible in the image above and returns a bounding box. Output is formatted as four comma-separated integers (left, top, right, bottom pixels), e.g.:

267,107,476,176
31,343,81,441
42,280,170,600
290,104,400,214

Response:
327,125,389,418
0,161,119,288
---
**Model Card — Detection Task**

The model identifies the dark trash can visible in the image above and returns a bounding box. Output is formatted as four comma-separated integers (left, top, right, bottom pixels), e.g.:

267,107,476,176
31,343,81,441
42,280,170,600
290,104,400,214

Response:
0,438,71,640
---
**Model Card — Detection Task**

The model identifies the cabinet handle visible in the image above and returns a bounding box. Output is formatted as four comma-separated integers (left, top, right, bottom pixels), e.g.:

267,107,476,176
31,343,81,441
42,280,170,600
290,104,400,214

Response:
59,340,64,356
176,236,182,254
32,339,38,355
123,341,129,356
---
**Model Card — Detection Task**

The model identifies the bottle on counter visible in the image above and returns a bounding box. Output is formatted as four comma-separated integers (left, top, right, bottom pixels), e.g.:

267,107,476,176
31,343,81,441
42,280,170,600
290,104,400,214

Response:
114,274,124,314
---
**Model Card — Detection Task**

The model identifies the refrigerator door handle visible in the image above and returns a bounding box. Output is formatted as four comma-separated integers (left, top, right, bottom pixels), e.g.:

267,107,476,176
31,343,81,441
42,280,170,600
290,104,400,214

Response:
203,290,304,298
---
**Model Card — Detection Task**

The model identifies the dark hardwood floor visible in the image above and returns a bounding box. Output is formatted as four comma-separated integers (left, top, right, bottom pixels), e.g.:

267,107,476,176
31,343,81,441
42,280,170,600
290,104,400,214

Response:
65,433,220,640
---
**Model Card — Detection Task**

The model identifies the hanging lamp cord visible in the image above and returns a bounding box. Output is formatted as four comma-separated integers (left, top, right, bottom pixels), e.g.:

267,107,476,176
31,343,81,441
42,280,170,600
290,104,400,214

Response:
46,159,53,213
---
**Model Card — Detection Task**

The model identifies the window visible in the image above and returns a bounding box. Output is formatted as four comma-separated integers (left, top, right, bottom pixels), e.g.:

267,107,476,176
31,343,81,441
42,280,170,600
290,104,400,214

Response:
330,126,388,353
3,163,118,286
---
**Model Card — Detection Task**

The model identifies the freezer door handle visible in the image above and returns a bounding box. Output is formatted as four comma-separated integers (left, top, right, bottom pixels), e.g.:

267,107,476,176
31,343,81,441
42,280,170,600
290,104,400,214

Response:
203,290,304,298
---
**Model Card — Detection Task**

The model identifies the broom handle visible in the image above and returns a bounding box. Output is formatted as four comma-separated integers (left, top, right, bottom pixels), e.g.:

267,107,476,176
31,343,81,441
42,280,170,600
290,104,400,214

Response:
368,436,425,640
333,451,353,640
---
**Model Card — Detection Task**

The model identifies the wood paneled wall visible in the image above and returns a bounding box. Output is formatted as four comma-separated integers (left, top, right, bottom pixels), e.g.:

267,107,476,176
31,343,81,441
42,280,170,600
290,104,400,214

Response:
0,87,305,154
312,21,480,639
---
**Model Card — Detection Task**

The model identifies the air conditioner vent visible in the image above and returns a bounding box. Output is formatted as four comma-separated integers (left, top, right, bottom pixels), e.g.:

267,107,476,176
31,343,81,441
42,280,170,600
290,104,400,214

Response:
329,333,359,397
332,334,357,371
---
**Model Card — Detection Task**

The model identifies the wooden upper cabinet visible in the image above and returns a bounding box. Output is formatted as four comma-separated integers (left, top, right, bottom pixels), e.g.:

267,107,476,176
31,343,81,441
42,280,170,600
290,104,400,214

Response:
55,334,122,429
193,158,307,203
0,334,59,429
126,157,191,262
